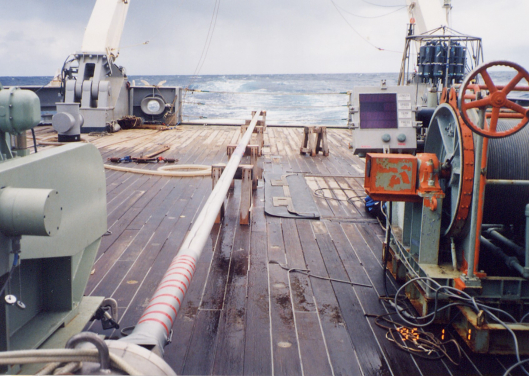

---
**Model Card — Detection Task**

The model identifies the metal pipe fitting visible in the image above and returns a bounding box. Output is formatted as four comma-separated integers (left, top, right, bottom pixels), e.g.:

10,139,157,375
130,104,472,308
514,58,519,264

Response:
65,332,111,374
15,134,26,148
481,236,529,279
486,229,524,258
450,237,457,271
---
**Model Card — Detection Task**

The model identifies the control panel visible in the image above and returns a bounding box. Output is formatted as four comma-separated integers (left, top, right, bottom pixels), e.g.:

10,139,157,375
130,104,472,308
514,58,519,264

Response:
349,84,419,155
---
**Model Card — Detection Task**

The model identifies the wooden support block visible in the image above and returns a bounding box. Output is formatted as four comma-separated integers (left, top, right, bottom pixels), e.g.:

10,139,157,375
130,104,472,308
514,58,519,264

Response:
227,145,261,184
300,127,314,155
316,127,329,156
255,127,264,153
309,127,317,156
211,164,226,223
300,126,329,157
242,122,265,135
240,165,253,225
261,110,267,131
248,145,261,181
226,146,236,189
227,144,261,159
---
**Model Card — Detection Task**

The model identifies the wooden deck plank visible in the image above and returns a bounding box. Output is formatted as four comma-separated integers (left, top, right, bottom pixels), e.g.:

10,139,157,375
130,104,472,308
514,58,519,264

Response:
314,176,349,218
182,310,222,375
106,190,145,222
126,178,180,230
86,229,139,294
244,230,273,375
296,220,363,376
88,178,201,298
295,311,334,376
325,222,436,376
335,177,365,217
268,216,303,376
93,177,170,261
212,197,251,375
282,218,315,313
112,177,212,317
325,177,362,219
243,185,273,376
305,177,334,218
200,188,239,310
313,227,394,376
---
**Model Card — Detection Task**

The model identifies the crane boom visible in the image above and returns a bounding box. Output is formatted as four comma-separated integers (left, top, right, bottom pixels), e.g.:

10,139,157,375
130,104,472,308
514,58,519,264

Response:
81,0,130,57
406,0,451,35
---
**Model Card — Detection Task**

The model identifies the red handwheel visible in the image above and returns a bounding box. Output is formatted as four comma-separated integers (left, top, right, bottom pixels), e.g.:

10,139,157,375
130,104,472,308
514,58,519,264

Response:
458,61,529,138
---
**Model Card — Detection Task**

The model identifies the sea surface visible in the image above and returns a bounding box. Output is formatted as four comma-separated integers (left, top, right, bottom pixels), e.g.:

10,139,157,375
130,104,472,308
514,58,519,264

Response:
0,72,517,127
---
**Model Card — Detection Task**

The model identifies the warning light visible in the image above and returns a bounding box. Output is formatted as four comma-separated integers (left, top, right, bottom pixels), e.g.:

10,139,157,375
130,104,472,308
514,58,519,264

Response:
467,329,472,341
398,327,420,341
441,329,445,341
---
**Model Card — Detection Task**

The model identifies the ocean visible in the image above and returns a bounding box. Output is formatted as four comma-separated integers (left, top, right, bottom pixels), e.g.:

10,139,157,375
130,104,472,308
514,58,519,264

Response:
0,72,516,127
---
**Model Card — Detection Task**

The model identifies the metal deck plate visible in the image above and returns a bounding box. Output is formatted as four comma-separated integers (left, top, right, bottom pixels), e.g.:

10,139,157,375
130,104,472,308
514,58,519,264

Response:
264,172,319,219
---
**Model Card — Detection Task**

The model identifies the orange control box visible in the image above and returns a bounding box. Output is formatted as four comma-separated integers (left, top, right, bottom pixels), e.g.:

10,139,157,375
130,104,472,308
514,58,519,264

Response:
364,153,421,202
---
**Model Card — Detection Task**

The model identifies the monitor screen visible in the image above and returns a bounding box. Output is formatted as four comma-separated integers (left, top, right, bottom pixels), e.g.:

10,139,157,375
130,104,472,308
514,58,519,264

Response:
359,93,398,129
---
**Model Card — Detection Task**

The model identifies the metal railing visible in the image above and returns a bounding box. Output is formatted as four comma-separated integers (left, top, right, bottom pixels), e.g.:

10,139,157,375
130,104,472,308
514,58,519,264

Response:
179,89,350,127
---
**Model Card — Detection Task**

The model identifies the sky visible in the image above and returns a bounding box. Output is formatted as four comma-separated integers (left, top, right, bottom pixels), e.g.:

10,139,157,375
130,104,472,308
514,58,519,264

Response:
0,0,527,76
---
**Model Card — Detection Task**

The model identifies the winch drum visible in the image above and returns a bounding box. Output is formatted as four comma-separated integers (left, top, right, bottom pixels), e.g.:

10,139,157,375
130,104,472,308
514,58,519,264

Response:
425,106,529,235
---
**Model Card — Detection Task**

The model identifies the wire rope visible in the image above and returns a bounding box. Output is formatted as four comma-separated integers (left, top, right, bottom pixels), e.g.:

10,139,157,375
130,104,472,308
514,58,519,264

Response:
360,0,406,7
328,0,402,53
0,254,18,298
335,3,407,19
186,89,348,95
196,0,221,76
119,0,188,51
183,102,346,109
178,0,222,123
268,260,372,288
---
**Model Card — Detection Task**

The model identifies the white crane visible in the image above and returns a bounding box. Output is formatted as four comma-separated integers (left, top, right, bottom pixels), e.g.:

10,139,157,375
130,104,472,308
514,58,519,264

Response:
406,0,451,35
82,0,130,59
52,0,132,139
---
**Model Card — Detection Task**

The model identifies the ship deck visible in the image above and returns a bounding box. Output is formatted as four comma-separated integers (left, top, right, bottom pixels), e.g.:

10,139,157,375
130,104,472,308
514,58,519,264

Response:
36,124,521,376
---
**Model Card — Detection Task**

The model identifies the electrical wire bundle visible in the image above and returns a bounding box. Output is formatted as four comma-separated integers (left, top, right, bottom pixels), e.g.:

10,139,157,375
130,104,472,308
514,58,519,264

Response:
377,203,528,375
370,311,462,365
387,276,529,375
0,253,19,299
312,187,366,205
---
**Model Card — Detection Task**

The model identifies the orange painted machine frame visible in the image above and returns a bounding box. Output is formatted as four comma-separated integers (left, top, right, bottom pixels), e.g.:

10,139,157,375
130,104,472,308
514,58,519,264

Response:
365,153,443,203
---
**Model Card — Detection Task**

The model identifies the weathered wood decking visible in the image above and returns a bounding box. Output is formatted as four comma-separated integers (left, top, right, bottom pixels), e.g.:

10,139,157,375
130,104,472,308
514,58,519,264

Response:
34,125,520,375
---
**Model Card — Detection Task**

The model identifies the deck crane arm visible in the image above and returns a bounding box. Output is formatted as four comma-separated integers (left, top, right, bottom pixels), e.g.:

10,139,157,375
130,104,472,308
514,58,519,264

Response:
51,0,181,139
52,0,134,138
406,0,451,35
81,0,130,59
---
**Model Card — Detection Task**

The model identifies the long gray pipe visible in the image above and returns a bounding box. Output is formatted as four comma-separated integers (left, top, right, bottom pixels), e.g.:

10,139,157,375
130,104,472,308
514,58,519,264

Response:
480,236,529,279
120,110,263,355
486,229,524,258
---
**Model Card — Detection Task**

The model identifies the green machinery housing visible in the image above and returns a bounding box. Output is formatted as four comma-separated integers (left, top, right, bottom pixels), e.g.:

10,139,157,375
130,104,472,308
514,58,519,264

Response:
0,83,107,373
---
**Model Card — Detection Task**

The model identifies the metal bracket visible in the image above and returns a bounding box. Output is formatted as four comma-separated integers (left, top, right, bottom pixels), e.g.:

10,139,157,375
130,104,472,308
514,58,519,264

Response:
93,298,120,330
